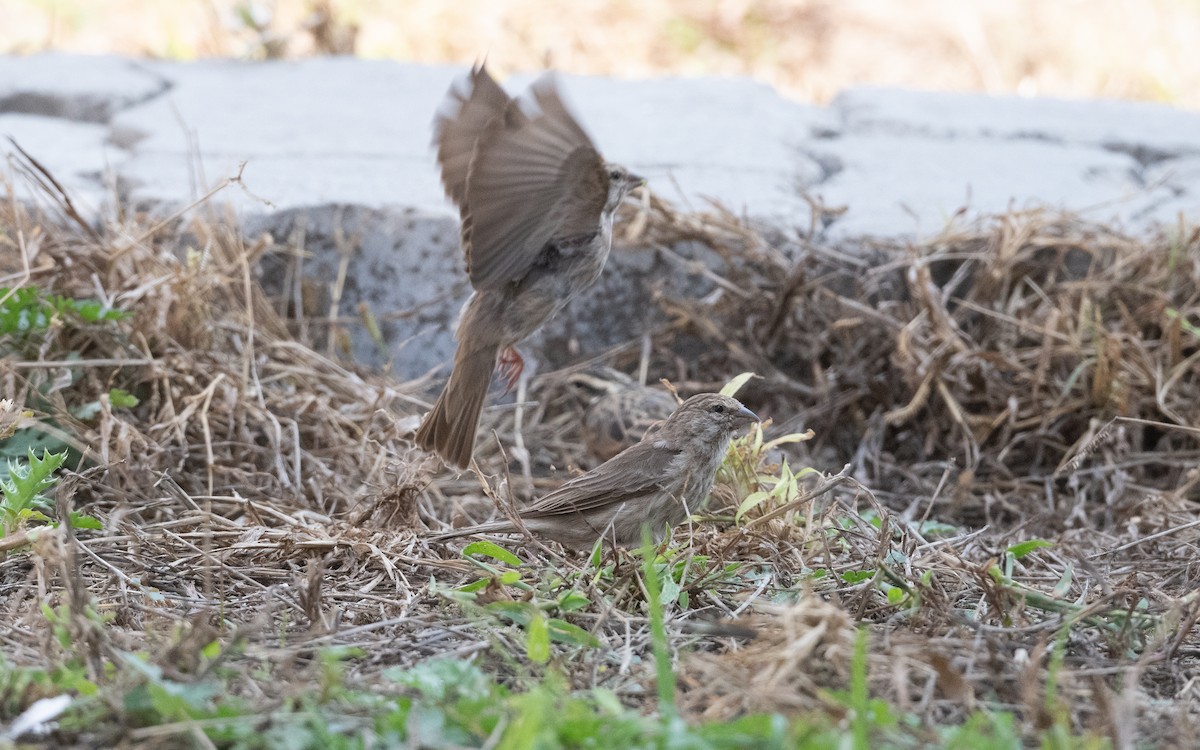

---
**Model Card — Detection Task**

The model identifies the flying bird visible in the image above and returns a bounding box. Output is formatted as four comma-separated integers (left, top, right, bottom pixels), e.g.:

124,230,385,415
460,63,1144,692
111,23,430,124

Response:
414,65,645,468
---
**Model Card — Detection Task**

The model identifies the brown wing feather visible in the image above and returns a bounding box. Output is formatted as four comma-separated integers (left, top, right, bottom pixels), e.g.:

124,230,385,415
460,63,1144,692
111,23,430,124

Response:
462,73,608,290
520,439,682,518
551,148,609,239
434,64,522,209
527,77,609,240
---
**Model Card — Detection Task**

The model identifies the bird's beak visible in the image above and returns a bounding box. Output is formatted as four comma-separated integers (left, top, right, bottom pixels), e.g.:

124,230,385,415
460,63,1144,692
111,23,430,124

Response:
735,404,759,426
629,173,646,189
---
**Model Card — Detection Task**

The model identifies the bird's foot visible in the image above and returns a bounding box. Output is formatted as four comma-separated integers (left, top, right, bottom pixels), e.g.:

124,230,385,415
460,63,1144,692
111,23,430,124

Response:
497,347,525,394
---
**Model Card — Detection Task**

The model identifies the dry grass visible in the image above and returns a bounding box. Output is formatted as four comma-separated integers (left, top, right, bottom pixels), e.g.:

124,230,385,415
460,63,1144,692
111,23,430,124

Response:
2,166,1200,746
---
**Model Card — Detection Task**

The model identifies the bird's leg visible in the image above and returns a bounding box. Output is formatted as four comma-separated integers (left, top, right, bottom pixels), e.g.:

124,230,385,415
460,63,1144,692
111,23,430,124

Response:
497,346,525,394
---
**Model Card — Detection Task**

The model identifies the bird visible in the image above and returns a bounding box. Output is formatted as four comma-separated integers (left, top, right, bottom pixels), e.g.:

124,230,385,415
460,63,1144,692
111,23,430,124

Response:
432,393,759,547
414,64,645,469
566,366,679,463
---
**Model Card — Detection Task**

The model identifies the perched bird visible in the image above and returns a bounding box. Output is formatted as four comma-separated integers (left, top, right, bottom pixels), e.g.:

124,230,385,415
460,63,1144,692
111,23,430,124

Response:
415,65,645,468
433,393,759,547
567,367,679,463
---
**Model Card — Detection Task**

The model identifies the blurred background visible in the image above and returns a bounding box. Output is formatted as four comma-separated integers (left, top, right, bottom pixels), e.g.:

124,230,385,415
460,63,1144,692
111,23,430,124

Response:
3,0,1199,107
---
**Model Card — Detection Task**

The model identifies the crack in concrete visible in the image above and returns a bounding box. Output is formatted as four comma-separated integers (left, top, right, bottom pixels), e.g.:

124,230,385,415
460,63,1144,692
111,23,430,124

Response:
795,147,844,185
115,74,174,118
0,61,173,125
1100,141,1193,170
0,91,113,123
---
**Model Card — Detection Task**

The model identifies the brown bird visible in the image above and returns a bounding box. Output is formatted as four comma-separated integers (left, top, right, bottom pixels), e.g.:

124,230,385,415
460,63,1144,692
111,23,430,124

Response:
433,393,759,547
415,65,645,468
567,367,679,463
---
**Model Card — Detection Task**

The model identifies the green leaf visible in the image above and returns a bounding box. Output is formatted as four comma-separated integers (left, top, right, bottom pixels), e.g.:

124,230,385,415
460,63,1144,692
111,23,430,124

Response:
735,490,771,523
1052,563,1074,598
588,538,604,567
486,601,533,626
916,519,959,537
0,429,72,462
526,612,550,663
107,388,139,408
592,688,623,715
68,512,102,530
462,540,522,567
2,449,67,532
19,509,51,524
641,530,677,713
841,570,875,584
696,713,788,745
660,574,682,607
0,288,47,334
73,401,102,420
1007,539,1053,559
546,619,600,647
849,628,870,748
386,659,497,703
719,372,757,398
456,578,489,593
0,287,126,337
67,299,126,323
557,590,590,612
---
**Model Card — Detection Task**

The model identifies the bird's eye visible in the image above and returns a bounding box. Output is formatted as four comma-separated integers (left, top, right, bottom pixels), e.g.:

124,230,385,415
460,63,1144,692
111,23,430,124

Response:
608,169,622,180
711,404,725,414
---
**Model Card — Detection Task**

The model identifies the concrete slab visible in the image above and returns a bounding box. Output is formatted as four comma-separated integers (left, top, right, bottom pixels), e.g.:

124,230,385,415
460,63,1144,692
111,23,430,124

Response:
835,87,1200,159
807,135,1166,239
0,53,168,123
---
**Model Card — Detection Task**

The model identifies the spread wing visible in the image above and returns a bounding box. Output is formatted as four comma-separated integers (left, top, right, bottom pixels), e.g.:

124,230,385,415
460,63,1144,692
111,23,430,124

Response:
462,73,609,290
433,64,520,209
522,438,682,518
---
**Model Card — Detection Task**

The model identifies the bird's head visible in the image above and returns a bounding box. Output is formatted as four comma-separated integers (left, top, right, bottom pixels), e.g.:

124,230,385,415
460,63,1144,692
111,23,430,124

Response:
602,164,646,212
667,393,759,445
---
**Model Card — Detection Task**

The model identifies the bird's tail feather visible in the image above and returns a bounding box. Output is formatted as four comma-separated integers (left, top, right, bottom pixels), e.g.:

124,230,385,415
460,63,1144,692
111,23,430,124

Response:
414,342,498,468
